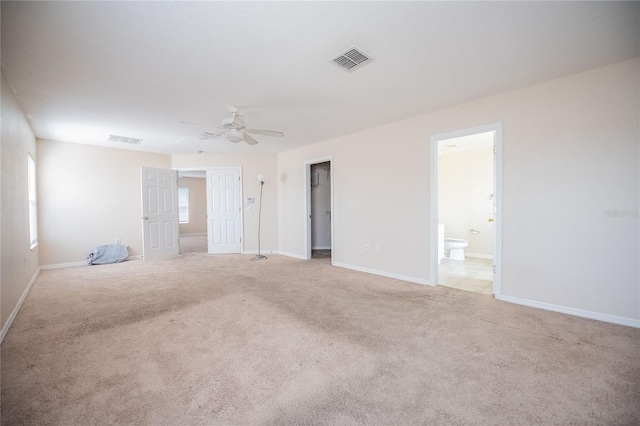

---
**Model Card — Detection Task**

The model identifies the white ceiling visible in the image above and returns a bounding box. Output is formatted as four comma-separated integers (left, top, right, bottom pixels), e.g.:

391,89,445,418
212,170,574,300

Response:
438,131,494,155
2,1,638,155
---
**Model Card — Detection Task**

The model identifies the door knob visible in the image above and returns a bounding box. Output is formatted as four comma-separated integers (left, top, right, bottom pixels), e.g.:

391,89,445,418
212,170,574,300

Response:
488,218,494,222
143,216,149,220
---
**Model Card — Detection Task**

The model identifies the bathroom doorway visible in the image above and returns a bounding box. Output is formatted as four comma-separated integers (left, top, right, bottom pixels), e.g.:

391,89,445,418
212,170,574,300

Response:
430,124,502,297
305,157,333,261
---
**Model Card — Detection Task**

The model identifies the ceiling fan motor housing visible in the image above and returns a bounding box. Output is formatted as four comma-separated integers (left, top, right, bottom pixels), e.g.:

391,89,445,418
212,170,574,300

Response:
226,130,244,143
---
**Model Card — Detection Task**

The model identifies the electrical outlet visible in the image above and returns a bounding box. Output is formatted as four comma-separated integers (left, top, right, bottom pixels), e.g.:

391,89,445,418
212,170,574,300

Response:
375,245,381,253
365,244,370,251
115,238,120,244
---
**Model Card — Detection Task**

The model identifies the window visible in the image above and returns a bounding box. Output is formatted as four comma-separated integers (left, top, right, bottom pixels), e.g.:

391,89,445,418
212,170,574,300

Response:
178,187,189,224
28,154,38,249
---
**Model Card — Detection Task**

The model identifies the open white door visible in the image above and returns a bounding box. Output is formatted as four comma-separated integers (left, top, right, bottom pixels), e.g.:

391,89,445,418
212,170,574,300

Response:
141,167,180,259
206,168,242,254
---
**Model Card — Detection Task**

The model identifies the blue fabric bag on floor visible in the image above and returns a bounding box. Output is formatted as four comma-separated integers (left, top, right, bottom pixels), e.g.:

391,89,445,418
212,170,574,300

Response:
87,244,129,265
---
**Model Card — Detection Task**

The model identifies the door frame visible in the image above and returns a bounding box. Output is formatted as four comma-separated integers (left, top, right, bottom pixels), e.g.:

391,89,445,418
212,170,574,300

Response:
304,156,334,262
429,123,503,298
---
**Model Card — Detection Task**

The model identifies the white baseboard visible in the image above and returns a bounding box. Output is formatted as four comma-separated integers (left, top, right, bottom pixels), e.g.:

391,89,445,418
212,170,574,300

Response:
499,295,640,329
1,267,40,344
40,260,87,270
180,233,206,237
277,251,308,260
42,255,142,268
243,250,277,255
333,262,431,286
312,246,331,250
466,252,493,260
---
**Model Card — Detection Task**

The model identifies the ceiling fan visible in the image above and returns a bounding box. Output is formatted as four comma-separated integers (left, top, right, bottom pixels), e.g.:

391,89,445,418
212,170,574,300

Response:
196,106,284,145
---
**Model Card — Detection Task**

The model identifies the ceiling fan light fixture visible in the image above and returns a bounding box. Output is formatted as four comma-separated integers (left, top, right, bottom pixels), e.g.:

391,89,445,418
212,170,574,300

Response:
194,107,284,145
225,130,244,143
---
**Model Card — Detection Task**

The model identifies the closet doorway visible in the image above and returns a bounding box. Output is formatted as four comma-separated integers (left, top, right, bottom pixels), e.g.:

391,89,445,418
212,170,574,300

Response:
305,157,333,261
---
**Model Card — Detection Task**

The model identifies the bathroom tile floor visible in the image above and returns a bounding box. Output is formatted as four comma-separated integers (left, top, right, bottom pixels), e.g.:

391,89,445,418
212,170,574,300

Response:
438,257,493,295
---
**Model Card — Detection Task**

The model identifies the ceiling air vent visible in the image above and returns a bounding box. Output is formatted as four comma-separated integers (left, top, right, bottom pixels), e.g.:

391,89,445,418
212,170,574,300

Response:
108,134,142,145
199,132,218,139
331,47,374,73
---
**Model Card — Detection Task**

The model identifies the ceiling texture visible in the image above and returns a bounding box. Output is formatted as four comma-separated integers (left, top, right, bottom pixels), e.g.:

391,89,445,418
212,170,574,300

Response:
1,1,638,155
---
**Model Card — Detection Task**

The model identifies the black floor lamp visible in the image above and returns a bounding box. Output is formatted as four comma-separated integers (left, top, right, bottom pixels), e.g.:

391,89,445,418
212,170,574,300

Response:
251,174,267,261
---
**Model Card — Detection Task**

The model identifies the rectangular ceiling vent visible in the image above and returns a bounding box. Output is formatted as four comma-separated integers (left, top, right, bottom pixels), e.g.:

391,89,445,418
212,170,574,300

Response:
199,132,218,139
331,47,374,72
108,134,142,145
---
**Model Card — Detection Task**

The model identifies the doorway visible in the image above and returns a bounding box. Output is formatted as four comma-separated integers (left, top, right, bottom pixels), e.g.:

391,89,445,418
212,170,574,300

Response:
430,123,502,298
176,170,208,254
178,169,207,254
305,157,333,261
176,167,243,255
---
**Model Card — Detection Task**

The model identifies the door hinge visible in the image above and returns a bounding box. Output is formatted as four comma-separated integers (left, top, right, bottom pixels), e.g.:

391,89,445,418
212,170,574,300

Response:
493,146,497,154
493,266,496,274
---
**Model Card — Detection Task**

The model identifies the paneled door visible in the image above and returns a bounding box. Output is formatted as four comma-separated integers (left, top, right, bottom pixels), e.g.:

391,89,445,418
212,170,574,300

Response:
140,167,179,259
206,168,242,254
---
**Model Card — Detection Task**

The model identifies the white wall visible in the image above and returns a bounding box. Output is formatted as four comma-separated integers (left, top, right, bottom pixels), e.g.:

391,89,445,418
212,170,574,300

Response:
178,177,207,235
278,59,640,324
171,154,278,253
1,69,40,332
439,147,493,256
37,139,171,265
311,162,331,249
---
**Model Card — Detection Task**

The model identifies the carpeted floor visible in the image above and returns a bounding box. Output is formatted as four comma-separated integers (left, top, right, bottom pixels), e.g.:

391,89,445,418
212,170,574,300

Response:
2,252,639,425
179,234,208,254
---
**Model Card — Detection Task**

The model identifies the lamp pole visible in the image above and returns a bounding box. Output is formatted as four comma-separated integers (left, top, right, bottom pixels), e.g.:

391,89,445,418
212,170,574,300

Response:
251,175,267,261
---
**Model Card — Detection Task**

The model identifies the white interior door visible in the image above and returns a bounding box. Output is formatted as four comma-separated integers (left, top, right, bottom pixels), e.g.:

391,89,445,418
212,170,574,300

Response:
141,167,179,259
206,168,242,254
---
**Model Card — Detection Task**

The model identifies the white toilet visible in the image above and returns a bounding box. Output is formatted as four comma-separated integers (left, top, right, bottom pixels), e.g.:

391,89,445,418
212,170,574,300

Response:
444,238,469,260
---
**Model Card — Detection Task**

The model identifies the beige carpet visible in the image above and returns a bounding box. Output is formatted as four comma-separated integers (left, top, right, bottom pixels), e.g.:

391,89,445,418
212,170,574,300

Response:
2,252,639,425
179,235,208,254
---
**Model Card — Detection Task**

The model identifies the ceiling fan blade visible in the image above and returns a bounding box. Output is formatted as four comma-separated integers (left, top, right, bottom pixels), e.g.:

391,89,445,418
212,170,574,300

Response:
245,128,284,138
198,131,224,140
230,112,245,129
243,133,259,145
